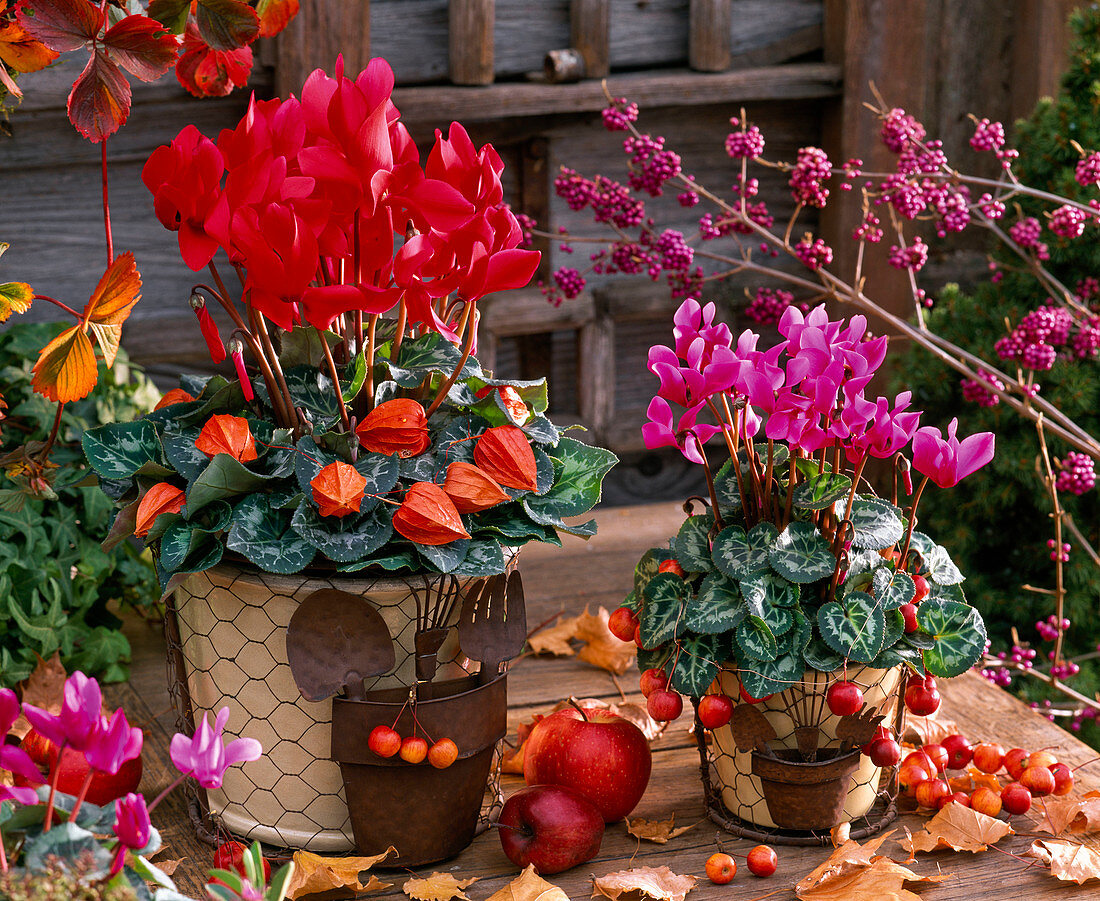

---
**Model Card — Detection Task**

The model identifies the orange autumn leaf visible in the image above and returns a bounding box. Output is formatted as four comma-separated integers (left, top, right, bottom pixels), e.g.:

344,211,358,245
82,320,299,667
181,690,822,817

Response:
402,872,478,901
392,481,470,545
12,652,67,740
625,814,696,844
1040,791,1100,837
356,398,430,457
311,461,367,518
0,0,58,81
442,460,509,513
81,252,142,367
898,802,1013,854
31,324,97,403
256,0,299,37
574,606,637,675
1028,839,1100,884
486,865,568,901
153,387,196,411
195,414,258,462
474,425,538,491
134,482,186,537
591,865,697,901
284,847,395,899
0,280,33,323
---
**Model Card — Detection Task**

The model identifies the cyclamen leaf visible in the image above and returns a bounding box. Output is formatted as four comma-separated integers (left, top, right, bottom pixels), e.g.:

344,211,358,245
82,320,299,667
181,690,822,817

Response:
846,496,904,550
818,592,886,664
871,567,916,611
739,650,802,699
769,521,836,583
68,50,131,142
82,420,160,479
793,471,853,510
918,599,987,677
673,512,713,573
735,615,777,662
640,573,689,649
102,15,178,82
685,572,746,634
669,634,725,696
633,547,675,598
15,0,102,52
712,521,777,580
195,0,259,51
739,571,800,614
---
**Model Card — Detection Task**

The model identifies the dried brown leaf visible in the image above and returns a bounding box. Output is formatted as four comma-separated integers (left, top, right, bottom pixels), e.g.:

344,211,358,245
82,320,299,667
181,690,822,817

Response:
486,865,569,901
527,615,580,657
502,713,545,774
1029,839,1100,884
902,711,958,746
549,698,661,741
403,872,478,901
946,766,1002,796
13,652,67,739
797,832,952,901
149,856,185,876
830,823,851,847
1040,791,1100,837
575,607,636,675
591,865,697,901
898,802,1013,854
625,814,695,844
285,847,395,899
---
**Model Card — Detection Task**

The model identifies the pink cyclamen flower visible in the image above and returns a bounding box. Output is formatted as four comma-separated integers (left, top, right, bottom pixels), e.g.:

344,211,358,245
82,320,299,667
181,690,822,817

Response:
21,671,102,752
114,793,151,851
641,397,721,466
170,707,262,790
911,418,995,488
85,708,143,776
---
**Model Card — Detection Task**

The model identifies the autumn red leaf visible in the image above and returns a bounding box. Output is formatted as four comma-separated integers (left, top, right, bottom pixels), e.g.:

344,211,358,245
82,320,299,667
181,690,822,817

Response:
134,482,186,537
195,413,258,462
101,15,179,82
82,252,141,366
255,0,298,37
442,461,509,513
195,0,259,51
0,280,33,322
153,388,195,411
67,50,130,141
146,0,189,33
473,425,538,491
0,1,58,92
175,21,251,97
356,398,430,458
311,461,368,518
392,482,470,546
31,325,97,403
15,0,101,53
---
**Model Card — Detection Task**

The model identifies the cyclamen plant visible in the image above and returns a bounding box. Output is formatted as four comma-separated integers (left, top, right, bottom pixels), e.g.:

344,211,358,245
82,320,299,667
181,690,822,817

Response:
612,299,993,706
533,87,1100,717
81,58,616,591
0,671,284,900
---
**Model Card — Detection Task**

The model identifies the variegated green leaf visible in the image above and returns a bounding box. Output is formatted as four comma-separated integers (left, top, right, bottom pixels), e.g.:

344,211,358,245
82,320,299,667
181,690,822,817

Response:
846,496,904,550
669,633,726,695
871,567,915,611
634,547,675,597
735,615,777,662
793,472,853,511
685,572,746,634
804,636,843,673
769,521,836,583
925,545,965,585
918,599,987,677
738,650,802,699
712,521,778,580
817,591,885,664
739,571,801,612
674,512,714,573
641,573,690,649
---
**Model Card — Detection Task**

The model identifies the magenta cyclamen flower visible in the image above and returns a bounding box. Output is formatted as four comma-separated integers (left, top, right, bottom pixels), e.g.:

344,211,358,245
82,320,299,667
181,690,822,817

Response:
170,707,262,790
22,671,103,752
911,418,996,488
114,793,151,851
0,688,44,789
85,708,143,776
642,397,721,465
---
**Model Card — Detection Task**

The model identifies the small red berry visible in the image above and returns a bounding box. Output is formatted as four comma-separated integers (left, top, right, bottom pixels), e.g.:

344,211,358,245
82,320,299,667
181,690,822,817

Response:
868,737,901,768
428,738,459,769
697,694,734,730
1001,781,1033,815
922,743,949,773
705,852,736,884
912,573,929,602
941,734,974,769
900,603,919,633
746,844,778,877
399,736,428,764
657,559,687,578
1051,762,1074,796
639,668,667,698
826,680,863,717
368,725,401,758
904,680,941,716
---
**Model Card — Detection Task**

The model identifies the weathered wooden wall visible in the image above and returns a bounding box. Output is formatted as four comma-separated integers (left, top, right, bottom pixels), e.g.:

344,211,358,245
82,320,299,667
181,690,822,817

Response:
0,0,1088,460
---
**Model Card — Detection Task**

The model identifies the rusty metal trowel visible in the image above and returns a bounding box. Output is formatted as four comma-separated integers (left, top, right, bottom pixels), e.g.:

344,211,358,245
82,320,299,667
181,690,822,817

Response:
286,588,396,701
457,570,527,684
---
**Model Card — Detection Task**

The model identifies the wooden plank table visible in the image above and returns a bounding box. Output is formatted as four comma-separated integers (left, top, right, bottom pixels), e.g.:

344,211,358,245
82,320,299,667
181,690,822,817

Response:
111,502,1100,899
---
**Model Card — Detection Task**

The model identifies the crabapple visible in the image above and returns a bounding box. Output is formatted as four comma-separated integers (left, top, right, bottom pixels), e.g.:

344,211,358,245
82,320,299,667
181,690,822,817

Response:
868,738,901,768
923,743,949,773
1001,781,1033,815
826,680,864,717
647,689,683,722
1020,765,1056,797
608,606,639,642
639,668,667,698
746,845,778,877
941,734,974,769
1004,748,1030,781
915,778,950,809
697,694,734,730
705,852,736,884
1050,762,1074,796
972,742,1005,774
970,786,1002,817
368,725,401,758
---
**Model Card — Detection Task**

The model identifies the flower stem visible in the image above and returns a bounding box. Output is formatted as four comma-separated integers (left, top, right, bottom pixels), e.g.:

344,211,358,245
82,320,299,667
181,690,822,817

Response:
147,772,188,814
899,475,930,568
424,303,477,419
67,768,95,823
320,331,353,433
35,402,64,466
364,313,378,412
33,295,81,320
42,744,66,833
101,142,114,266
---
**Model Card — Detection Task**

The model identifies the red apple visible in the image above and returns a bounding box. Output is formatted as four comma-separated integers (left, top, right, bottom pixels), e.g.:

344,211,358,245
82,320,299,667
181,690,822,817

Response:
523,707,652,822
1001,781,1033,815
826,681,863,717
608,607,639,642
646,689,683,723
970,786,1002,817
941,734,973,770
498,785,604,874
867,737,901,768
1050,762,1074,796
697,694,734,730
972,742,1005,774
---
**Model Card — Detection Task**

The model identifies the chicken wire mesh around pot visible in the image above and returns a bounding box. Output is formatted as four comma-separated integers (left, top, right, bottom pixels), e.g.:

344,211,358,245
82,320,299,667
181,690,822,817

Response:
695,665,905,846
163,559,512,853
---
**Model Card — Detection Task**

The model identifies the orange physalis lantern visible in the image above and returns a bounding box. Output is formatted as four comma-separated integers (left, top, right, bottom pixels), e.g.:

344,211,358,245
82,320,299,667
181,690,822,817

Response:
153,388,196,411
311,461,368,518
195,414,258,462
442,461,509,513
473,425,538,491
474,385,530,424
134,482,186,537
392,482,471,545
355,399,430,457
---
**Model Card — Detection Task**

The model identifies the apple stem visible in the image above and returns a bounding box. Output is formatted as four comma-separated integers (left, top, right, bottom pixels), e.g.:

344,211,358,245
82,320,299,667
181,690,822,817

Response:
742,889,787,901
1071,755,1100,773
567,697,591,723
67,769,95,823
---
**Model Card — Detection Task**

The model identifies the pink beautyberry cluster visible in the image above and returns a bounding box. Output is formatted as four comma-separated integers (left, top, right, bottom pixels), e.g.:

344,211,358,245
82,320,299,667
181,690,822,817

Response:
608,242,650,275
887,236,929,271
1048,204,1091,239
514,212,537,249
698,212,734,241
839,157,862,190
601,98,639,131
1075,150,1100,187
1056,451,1096,495
794,235,833,270
725,123,765,159
1049,657,1081,679
994,305,1075,370
880,107,926,153
789,146,831,207
655,229,693,271
1047,538,1071,562
970,118,1006,152
624,133,682,196
852,212,884,243
960,369,1005,407
745,288,809,325
554,169,645,229
677,190,699,207
552,267,585,300
978,193,1006,219
1008,216,1050,260
1068,706,1100,732
1072,316,1100,358
982,666,1013,687
1036,615,1071,641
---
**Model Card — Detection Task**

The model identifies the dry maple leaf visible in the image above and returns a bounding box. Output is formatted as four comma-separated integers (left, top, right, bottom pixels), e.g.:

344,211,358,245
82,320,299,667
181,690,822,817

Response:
947,765,1002,796
625,814,695,844
1040,791,1100,836
502,713,545,774
284,847,395,899
486,864,568,901
591,865,697,901
796,831,952,901
12,652,67,739
574,607,637,675
1028,839,1100,884
527,614,580,657
403,872,478,901
899,802,1013,854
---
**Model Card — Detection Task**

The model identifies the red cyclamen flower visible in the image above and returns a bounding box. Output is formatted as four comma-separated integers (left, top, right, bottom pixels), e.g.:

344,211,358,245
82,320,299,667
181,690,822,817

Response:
190,294,225,363
229,339,254,402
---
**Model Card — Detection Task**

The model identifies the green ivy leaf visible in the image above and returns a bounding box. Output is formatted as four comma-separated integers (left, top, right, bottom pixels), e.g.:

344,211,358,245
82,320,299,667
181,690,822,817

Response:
82,420,160,480
735,615,777,662
712,522,777,580
769,521,836,583
670,634,726,695
685,572,746,634
872,567,916,611
226,495,315,574
918,599,987,677
846,497,904,550
793,472,853,510
674,513,714,573
817,591,885,664
640,573,690,649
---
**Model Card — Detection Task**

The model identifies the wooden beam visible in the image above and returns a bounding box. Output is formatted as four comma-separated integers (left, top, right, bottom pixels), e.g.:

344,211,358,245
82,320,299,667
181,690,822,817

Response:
392,62,842,124
275,1,370,98
449,0,495,85
689,0,732,72
1011,0,1085,123
571,0,611,79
